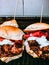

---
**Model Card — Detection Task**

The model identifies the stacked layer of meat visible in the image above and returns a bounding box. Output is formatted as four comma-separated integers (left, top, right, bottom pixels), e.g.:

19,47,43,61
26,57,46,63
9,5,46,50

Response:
28,40,49,59
23,31,49,59
0,37,22,57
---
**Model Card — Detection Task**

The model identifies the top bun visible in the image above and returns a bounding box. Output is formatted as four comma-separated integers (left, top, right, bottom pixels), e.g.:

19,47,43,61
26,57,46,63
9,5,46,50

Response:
0,26,24,40
0,20,19,27
24,23,49,32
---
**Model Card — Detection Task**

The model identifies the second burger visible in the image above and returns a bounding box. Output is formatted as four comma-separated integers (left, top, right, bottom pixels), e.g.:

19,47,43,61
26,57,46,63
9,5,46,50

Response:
23,23,49,59
0,26,24,63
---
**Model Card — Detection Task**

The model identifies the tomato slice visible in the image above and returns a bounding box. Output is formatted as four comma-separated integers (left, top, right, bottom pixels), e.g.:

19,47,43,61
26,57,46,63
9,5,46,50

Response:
32,31,45,37
23,34,30,39
23,31,49,39
0,37,4,41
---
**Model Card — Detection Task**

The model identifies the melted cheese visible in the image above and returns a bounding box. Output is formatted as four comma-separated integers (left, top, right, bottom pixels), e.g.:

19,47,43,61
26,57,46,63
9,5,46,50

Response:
24,36,49,48
0,39,14,45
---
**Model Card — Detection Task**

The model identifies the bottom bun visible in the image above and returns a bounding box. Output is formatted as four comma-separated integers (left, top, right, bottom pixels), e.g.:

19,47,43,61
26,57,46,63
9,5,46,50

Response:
25,45,49,59
25,44,38,58
0,53,22,63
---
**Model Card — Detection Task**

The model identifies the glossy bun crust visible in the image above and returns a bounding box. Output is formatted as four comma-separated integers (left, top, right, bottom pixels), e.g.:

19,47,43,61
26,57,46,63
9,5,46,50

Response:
24,23,49,33
0,26,24,40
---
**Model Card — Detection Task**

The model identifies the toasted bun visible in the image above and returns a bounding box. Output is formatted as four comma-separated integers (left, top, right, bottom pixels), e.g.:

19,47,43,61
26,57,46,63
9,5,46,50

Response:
0,26,24,40
0,20,19,27
24,23,49,32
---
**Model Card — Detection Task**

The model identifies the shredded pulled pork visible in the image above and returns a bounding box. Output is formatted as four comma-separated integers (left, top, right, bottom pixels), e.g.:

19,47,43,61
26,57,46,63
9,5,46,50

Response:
28,40,49,59
0,37,23,57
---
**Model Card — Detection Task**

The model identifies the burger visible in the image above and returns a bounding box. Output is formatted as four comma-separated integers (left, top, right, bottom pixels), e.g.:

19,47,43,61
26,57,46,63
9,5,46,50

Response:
0,26,24,63
23,23,49,59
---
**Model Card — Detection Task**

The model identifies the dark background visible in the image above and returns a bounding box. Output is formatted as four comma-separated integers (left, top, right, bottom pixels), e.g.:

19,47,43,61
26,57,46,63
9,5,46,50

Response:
0,17,49,65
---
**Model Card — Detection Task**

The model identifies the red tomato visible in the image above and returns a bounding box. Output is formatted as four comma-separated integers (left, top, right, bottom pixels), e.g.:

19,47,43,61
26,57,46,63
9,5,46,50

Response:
23,34,30,39
0,37,4,41
23,31,49,39
32,31,45,37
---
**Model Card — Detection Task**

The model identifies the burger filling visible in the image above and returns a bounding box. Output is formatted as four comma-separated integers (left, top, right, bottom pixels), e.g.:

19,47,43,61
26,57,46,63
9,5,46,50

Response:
23,31,49,59
0,37,23,57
